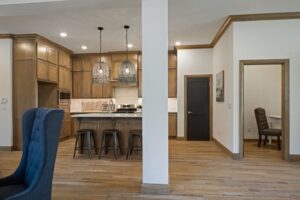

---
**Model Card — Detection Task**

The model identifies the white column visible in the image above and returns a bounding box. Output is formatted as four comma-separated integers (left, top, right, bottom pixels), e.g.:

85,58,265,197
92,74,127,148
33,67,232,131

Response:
0,38,13,148
142,0,169,187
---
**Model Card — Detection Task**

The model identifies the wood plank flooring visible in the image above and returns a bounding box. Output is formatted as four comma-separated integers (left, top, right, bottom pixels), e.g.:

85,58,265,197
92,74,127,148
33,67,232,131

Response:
0,139,299,200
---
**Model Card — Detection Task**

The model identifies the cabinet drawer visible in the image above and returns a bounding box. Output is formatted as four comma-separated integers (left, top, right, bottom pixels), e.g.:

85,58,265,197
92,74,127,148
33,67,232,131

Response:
37,60,48,80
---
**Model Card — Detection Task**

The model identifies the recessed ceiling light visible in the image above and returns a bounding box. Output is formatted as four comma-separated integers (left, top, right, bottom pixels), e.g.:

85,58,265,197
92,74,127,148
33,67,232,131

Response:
175,41,181,46
127,43,133,48
60,32,67,37
81,45,87,50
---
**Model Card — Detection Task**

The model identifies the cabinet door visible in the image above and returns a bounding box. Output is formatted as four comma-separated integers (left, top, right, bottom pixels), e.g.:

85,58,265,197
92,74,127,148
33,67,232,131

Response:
59,51,71,68
102,82,112,98
168,68,177,98
48,63,58,82
168,53,177,69
168,114,177,137
37,60,48,80
92,84,103,98
59,67,64,89
48,46,58,64
138,69,142,97
81,72,92,97
37,42,48,61
72,72,82,98
64,69,72,91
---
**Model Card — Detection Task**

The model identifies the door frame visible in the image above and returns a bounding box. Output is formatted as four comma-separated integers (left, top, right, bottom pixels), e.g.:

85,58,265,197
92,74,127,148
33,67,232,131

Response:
239,59,290,160
184,74,213,141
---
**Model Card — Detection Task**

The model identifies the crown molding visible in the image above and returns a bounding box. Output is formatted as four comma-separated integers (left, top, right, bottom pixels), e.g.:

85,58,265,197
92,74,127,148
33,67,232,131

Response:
176,12,300,50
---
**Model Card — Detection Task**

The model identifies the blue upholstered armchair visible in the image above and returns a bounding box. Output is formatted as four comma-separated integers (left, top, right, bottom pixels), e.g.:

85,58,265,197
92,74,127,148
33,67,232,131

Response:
0,108,64,200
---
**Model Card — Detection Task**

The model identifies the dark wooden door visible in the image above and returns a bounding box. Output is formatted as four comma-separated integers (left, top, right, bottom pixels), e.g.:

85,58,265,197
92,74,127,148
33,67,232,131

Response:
187,77,210,140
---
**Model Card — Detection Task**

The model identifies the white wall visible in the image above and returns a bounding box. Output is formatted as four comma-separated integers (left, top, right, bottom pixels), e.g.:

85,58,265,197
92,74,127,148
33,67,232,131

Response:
177,49,213,137
244,65,281,139
142,0,169,185
233,19,300,154
212,25,234,152
0,39,13,148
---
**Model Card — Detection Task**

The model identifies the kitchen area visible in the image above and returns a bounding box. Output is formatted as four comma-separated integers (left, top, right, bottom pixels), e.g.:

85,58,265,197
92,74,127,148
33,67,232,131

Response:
11,33,178,158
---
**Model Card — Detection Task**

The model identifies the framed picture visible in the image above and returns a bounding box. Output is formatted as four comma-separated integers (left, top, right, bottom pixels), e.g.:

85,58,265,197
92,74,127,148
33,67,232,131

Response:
216,70,224,102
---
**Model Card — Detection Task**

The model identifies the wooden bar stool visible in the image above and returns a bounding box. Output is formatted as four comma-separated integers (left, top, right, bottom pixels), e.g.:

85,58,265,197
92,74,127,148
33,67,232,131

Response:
126,129,142,160
99,129,121,160
73,129,97,159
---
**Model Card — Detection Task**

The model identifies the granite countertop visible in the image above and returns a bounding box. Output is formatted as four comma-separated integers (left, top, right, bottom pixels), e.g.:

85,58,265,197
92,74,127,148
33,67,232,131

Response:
71,112,142,118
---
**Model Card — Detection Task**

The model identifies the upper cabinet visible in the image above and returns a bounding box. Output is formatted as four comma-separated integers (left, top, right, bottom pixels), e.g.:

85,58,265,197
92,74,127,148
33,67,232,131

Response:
111,53,139,86
58,50,72,91
36,41,58,83
72,54,113,98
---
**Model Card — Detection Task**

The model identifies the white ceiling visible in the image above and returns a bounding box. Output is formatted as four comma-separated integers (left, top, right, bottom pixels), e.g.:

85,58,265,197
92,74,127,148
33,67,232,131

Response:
0,0,300,53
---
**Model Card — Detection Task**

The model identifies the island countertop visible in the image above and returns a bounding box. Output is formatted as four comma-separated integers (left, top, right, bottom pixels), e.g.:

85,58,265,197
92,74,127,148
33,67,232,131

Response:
71,112,142,118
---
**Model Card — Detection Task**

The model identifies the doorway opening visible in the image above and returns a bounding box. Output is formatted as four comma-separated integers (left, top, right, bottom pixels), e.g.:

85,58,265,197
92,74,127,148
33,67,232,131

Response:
239,59,290,160
184,75,213,141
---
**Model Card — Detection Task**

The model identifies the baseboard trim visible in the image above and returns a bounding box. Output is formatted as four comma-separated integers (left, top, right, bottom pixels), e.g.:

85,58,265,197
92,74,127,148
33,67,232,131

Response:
288,155,300,162
213,138,241,160
0,146,13,151
141,183,169,195
176,136,184,140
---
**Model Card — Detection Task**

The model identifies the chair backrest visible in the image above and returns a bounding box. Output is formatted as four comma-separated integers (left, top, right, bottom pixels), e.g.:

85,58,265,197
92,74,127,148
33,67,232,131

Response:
21,108,64,191
254,107,269,133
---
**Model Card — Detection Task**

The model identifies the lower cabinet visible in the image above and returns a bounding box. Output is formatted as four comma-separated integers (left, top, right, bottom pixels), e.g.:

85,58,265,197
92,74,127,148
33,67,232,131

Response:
169,113,177,137
59,104,71,139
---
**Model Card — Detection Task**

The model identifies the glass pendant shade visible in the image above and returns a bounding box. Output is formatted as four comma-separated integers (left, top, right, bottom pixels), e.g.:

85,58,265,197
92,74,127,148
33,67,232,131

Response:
92,27,110,84
92,60,110,84
119,60,136,82
119,25,136,83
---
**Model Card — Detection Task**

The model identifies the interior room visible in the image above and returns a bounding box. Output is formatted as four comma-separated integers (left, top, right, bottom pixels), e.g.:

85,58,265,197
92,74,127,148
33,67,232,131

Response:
243,65,282,158
0,0,300,200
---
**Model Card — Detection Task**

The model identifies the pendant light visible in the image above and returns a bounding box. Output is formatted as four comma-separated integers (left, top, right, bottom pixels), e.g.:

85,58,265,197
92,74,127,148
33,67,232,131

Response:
119,25,136,83
92,27,110,84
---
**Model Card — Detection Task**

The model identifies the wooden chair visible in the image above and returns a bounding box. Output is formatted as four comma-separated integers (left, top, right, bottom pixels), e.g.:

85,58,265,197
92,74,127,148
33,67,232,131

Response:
254,108,281,150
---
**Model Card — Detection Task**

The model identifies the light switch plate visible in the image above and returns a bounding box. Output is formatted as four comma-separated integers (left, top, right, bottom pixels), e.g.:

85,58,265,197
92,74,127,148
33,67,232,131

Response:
1,97,8,104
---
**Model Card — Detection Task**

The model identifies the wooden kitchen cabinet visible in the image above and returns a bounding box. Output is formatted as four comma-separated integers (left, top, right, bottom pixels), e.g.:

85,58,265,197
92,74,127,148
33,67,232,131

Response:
59,67,72,91
59,50,71,68
169,113,177,137
73,71,92,98
37,42,58,64
37,60,58,83
73,54,113,98
59,104,71,139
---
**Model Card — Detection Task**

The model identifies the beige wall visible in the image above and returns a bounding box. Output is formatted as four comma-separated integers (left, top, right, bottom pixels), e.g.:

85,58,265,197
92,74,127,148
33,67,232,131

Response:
244,65,281,139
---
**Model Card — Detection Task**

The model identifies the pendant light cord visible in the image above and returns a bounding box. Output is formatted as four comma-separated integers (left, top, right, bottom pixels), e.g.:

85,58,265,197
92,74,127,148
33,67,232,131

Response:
124,25,129,64
98,27,103,62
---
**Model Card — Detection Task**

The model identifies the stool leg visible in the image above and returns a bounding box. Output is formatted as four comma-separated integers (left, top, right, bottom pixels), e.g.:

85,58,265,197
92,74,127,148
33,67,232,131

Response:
264,135,268,146
80,134,84,154
73,134,79,158
126,134,132,160
277,135,281,151
87,132,92,159
92,133,97,154
130,135,134,156
140,135,143,150
99,133,105,159
113,133,118,160
105,135,109,155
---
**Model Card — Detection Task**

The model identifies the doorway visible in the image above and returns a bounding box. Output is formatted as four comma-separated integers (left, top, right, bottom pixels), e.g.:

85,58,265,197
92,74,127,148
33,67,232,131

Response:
184,75,212,141
239,59,290,160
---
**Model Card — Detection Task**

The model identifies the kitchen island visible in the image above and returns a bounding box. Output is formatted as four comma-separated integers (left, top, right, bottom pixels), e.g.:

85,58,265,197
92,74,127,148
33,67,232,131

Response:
71,112,142,154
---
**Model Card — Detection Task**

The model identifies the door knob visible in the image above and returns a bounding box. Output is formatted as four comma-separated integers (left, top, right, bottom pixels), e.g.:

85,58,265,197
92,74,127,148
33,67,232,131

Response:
187,111,193,114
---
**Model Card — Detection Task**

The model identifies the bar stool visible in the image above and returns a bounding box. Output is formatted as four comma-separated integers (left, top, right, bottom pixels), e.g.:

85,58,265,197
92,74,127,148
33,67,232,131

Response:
126,129,142,160
73,129,97,159
99,129,121,160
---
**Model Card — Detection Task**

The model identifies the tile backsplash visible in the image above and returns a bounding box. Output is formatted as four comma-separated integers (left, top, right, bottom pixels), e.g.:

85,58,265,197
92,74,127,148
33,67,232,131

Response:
70,87,177,113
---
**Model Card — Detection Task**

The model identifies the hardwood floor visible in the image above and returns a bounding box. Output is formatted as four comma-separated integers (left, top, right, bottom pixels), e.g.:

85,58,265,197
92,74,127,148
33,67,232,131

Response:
0,139,300,200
